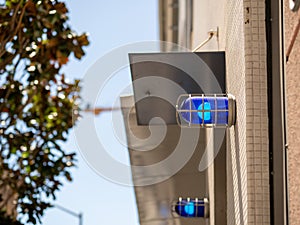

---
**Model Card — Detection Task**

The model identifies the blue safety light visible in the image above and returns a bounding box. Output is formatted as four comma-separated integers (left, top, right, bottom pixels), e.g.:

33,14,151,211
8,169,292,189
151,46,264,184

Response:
176,94,236,127
184,201,195,215
173,198,209,218
198,102,211,121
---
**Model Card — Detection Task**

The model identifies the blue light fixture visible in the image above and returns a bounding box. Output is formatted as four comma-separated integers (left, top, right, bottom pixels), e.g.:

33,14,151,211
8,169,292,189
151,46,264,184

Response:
173,197,209,218
184,201,195,215
176,94,236,127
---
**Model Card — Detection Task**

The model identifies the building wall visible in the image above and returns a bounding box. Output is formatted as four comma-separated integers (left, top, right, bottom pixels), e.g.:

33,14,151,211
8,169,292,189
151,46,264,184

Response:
192,0,226,51
189,2,245,224
242,1,270,224
223,0,248,224
284,3,300,225
159,0,271,223
192,0,270,224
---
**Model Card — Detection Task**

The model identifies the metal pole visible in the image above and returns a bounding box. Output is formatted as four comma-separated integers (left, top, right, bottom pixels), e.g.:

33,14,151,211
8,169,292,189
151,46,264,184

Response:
79,212,83,225
206,128,214,225
55,204,83,225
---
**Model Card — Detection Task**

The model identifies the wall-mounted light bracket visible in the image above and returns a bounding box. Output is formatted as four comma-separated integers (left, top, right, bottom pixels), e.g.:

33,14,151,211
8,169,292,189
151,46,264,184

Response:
192,27,219,52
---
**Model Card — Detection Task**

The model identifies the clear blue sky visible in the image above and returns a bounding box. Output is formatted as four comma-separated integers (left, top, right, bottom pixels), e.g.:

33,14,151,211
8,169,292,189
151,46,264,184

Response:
42,1,159,225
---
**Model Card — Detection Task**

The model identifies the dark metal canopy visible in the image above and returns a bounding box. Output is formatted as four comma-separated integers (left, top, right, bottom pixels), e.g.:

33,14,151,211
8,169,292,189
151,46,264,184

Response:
129,52,226,125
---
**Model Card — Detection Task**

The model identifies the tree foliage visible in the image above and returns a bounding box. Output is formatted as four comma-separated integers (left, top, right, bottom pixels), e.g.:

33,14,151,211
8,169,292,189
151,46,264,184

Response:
0,0,89,223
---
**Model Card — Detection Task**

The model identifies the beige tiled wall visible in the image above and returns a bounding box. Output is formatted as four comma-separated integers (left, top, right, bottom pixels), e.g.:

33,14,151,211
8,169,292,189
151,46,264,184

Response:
225,0,248,224
225,0,270,224
243,1,270,224
191,0,271,223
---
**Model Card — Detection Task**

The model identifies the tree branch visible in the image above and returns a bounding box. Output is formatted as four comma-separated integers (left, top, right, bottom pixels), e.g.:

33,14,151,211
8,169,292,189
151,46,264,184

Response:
0,1,29,58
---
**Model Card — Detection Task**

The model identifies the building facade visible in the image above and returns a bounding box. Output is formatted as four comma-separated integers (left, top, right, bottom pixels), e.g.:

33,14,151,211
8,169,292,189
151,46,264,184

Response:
159,0,272,224
159,0,289,224
122,0,294,225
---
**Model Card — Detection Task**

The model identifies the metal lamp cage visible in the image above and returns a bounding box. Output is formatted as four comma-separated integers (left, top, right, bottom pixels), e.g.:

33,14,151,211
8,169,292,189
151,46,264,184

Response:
171,197,209,218
176,93,236,128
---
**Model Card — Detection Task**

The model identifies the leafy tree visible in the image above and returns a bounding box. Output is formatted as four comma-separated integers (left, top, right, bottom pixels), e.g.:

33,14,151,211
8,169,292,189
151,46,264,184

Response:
0,0,89,223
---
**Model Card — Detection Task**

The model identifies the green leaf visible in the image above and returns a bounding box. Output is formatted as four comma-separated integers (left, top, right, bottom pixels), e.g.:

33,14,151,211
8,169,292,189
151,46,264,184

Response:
25,166,31,173
21,151,29,158
5,1,11,7
11,146,17,154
